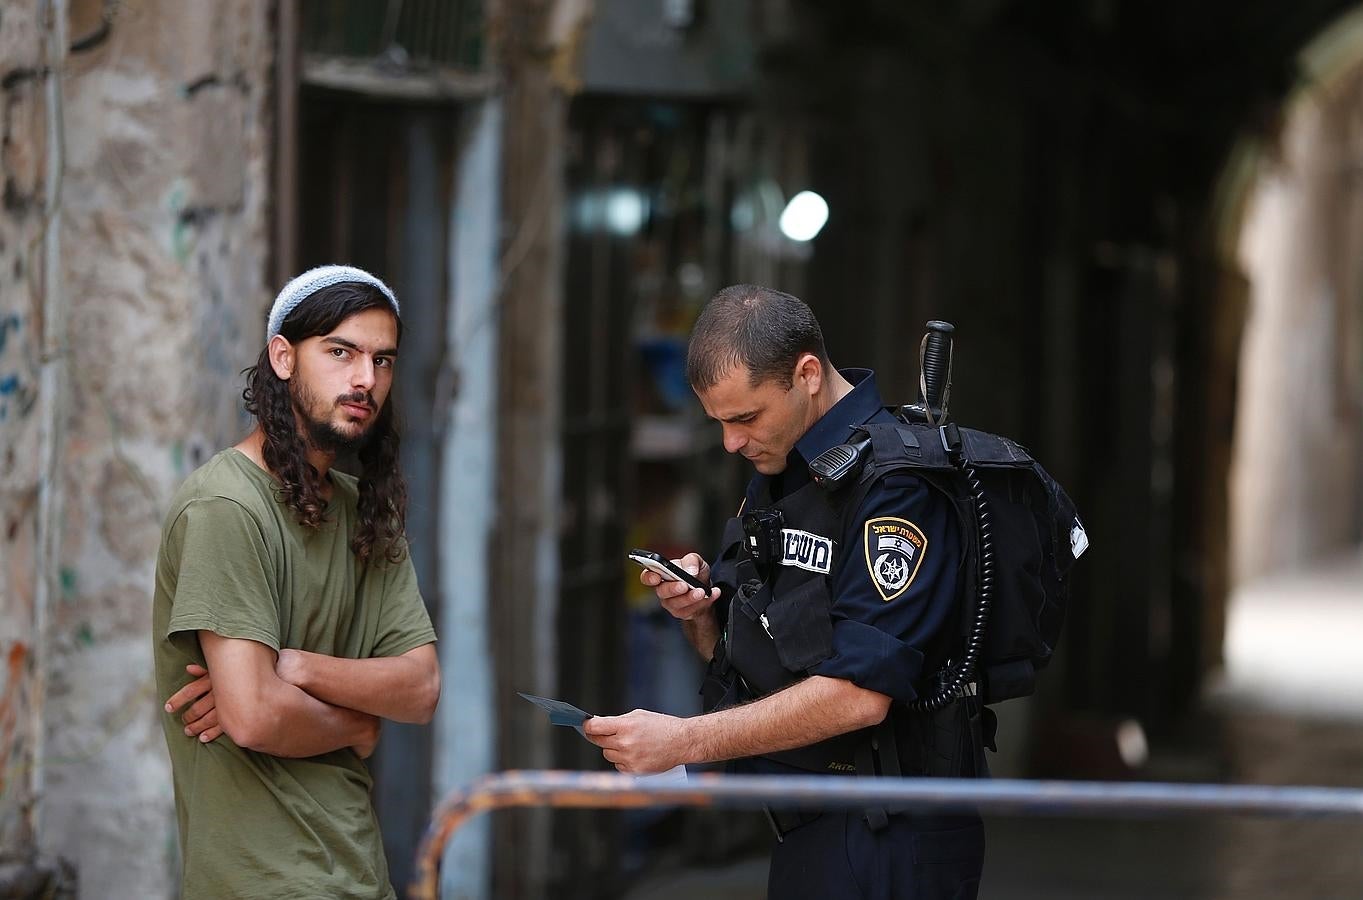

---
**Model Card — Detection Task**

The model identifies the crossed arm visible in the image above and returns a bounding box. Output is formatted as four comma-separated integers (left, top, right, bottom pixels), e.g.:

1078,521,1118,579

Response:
165,635,440,759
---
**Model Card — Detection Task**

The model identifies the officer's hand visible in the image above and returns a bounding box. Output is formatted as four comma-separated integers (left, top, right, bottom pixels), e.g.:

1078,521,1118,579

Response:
164,663,224,744
582,710,687,775
646,552,720,622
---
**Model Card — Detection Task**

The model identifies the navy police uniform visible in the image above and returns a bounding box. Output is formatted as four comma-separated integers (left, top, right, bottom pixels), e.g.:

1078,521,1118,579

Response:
705,369,985,900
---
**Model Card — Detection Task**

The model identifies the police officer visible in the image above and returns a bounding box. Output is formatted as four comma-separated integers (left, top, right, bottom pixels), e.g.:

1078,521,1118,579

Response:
584,284,985,899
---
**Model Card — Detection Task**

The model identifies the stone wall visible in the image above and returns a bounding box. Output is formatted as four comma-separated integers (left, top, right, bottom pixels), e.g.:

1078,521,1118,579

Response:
0,0,56,868
2,1,274,896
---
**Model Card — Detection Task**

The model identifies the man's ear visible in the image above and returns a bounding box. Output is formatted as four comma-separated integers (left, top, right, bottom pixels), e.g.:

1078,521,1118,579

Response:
793,352,823,397
267,335,295,380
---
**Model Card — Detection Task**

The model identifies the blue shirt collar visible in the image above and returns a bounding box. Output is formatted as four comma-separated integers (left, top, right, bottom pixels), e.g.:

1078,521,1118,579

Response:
746,368,890,504
793,368,887,464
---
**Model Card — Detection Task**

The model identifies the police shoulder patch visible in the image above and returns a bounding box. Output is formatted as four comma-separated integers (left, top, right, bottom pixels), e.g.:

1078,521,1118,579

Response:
864,516,927,602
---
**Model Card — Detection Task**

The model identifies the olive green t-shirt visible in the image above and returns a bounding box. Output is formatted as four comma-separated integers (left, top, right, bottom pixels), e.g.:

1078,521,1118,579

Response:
152,449,436,900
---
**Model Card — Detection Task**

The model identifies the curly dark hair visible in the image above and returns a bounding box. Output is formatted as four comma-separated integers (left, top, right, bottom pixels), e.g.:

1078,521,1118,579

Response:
241,282,408,565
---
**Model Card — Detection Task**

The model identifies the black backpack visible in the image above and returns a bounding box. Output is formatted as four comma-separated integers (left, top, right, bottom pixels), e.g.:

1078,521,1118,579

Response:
810,324,1088,710
818,420,1086,709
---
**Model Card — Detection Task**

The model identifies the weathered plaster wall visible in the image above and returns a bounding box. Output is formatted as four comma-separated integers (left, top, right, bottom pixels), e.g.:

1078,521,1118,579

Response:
0,0,55,866
3,2,273,896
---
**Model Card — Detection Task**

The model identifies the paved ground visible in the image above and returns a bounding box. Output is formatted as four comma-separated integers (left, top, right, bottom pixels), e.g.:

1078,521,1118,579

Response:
622,548,1363,900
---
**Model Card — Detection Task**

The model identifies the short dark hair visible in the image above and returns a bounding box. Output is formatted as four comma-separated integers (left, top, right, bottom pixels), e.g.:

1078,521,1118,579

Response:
685,284,829,390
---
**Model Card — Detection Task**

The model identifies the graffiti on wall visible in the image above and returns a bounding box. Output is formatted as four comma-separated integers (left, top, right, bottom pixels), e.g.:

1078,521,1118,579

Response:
0,313,36,424
0,642,29,800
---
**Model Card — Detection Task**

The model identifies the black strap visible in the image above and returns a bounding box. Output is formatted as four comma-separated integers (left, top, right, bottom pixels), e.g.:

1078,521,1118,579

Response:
764,806,824,841
856,719,906,832
869,422,910,464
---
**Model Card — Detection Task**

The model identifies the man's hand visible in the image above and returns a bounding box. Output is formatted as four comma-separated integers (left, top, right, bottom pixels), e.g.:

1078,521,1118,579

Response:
643,552,720,622
268,644,440,724
274,648,308,688
643,552,723,660
274,648,384,758
582,709,690,775
163,663,224,744
351,717,382,760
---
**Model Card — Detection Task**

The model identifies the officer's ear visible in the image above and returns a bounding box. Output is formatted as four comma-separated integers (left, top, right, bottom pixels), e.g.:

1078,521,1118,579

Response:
792,352,823,397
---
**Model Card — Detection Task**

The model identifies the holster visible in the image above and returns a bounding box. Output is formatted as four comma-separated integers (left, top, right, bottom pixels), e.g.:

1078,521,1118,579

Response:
895,694,994,780
853,696,994,832
700,637,741,713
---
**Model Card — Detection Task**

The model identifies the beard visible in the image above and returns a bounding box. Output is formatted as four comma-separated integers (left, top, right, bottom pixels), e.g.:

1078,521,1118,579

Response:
290,379,377,455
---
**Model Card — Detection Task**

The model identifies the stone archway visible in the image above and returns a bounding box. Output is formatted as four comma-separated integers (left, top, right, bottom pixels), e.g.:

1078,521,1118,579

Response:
1222,10,1363,584
1211,8,1363,714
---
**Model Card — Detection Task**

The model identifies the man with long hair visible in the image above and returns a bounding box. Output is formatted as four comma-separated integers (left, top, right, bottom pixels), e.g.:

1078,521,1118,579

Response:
153,266,440,899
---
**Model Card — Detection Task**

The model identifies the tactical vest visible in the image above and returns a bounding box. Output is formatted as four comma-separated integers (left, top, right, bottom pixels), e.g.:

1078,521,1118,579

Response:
706,473,868,774
702,415,1082,778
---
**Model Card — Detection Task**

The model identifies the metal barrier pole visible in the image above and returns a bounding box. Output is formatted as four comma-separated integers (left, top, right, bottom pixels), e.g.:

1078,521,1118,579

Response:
410,770,1363,899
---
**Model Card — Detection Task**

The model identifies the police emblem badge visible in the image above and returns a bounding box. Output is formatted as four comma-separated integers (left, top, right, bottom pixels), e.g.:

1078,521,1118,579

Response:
864,517,927,602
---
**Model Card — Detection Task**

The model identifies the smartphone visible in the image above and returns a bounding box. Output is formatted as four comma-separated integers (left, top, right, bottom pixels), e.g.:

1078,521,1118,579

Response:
627,549,707,591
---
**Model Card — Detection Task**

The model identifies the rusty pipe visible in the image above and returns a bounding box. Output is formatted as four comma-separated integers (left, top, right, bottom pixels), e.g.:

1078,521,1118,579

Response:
409,770,1363,898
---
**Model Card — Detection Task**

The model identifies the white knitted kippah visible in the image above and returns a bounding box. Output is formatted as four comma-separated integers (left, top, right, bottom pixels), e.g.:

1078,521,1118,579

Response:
266,265,400,339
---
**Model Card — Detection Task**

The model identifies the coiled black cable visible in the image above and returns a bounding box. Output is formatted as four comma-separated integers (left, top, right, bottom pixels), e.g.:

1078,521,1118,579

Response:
910,462,995,713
